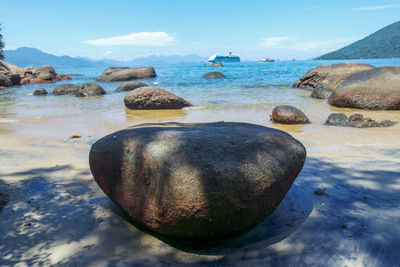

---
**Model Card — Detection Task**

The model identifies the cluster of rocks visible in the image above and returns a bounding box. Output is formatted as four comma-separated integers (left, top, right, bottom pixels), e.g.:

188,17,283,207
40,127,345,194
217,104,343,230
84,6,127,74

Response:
294,63,400,110
326,113,396,128
35,82,106,97
0,60,72,89
89,122,306,240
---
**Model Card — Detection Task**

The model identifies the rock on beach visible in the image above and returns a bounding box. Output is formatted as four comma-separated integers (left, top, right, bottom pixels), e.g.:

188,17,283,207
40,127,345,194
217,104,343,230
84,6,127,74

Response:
89,122,306,240
124,86,191,110
271,105,310,124
97,66,156,82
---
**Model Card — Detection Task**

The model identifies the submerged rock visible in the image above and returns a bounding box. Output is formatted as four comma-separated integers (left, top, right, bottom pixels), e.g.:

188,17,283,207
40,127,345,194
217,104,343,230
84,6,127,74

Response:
329,66,400,110
311,88,332,99
89,122,306,240
33,88,48,95
116,81,148,92
293,62,374,91
271,105,310,124
203,72,226,79
53,84,81,95
76,82,106,97
326,113,396,128
124,86,191,110
97,66,156,82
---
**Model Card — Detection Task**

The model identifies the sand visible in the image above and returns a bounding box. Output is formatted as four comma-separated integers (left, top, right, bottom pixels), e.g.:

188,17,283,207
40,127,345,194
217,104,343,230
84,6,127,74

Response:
1,95,400,266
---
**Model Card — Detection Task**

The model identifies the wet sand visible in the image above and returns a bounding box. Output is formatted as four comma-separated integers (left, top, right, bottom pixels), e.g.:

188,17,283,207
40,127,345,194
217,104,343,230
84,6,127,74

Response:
1,90,400,266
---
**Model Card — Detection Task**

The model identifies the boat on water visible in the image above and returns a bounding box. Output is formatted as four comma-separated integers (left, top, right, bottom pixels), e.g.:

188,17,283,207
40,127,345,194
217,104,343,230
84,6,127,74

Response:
208,52,240,63
259,58,275,62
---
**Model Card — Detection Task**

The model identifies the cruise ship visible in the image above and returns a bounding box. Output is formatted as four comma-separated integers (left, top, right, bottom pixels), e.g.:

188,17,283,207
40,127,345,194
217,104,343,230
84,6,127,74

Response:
208,52,240,63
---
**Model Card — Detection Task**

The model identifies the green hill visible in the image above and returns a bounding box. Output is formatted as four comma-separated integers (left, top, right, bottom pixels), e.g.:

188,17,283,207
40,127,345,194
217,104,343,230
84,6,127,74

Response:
316,21,400,60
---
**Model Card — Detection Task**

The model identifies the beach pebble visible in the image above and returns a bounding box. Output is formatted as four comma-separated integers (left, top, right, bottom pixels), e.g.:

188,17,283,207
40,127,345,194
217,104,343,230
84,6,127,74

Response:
76,82,106,97
33,88,48,96
89,122,306,239
270,105,310,124
124,86,191,110
203,72,226,78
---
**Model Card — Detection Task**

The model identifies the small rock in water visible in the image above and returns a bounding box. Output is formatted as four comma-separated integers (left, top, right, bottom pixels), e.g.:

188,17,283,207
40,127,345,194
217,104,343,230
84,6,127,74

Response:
33,88,48,95
326,113,350,126
70,135,81,139
270,105,310,124
311,88,332,99
203,72,226,79
76,82,106,97
210,62,223,67
116,81,147,92
314,188,328,196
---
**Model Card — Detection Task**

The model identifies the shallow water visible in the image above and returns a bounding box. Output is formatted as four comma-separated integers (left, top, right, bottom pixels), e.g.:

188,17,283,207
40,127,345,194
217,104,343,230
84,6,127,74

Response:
1,59,400,266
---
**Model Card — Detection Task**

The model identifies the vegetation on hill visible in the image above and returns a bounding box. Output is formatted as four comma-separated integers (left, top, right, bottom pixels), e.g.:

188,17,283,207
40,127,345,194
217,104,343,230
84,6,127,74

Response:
316,21,400,60
0,24,4,60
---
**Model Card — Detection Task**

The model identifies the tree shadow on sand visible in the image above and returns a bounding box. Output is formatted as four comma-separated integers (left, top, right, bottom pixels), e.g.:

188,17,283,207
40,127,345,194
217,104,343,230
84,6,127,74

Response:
1,148,400,266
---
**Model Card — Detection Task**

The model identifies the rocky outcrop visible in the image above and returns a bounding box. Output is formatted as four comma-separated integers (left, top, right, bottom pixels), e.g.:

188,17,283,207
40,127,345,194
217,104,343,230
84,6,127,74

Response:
203,72,226,79
33,88,48,95
210,62,223,67
89,122,306,239
97,66,156,82
293,63,374,91
33,65,56,80
53,84,81,95
76,82,106,97
328,66,400,110
270,105,310,124
325,113,396,128
124,86,191,110
116,81,147,92
0,60,23,88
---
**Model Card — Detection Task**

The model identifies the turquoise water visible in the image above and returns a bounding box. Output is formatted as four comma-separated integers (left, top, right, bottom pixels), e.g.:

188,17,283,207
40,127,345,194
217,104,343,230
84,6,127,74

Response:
1,59,400,138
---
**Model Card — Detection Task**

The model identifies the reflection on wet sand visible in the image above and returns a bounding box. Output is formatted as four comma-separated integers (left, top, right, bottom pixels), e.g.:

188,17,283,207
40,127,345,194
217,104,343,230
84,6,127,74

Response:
125,108,187,123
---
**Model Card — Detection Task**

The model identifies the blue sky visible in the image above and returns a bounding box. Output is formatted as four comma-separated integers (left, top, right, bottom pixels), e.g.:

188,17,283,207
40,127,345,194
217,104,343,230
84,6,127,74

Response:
1,0,399,60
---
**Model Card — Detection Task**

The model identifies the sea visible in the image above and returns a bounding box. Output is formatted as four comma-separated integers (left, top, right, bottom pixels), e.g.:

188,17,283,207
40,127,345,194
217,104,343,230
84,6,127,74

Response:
1,58,400,140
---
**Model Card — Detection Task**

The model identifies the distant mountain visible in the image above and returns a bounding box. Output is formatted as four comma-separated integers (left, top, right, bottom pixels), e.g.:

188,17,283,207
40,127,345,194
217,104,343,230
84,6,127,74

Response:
4,47,109,68
316,21,400,60
4,47,208,68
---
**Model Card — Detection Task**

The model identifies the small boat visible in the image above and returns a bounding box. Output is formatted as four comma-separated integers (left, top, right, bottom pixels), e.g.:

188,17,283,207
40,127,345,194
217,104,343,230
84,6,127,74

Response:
259,58,275,62
208,52,240,63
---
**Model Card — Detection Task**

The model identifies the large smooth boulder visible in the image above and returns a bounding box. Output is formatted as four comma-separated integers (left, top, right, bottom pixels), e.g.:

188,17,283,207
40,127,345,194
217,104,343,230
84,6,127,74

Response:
76,82,106,97
116,81,147,92
53,83,81,95
271,105,310,124
97,66,156,82
33,65,56,80
124,86,191,110
203,72,226,79
89,122,306,239
329,67,400,110
293,63,374,91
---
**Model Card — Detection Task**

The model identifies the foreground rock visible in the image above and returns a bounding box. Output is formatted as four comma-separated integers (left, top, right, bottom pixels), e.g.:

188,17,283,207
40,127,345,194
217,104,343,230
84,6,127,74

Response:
53,84,81,95
271,105,310,124
33,88,48,95
293,63,374,91
326,113,396,128
89,122,306,239
124,86,191,110
97,66,156,82
210,62,223,67
116,81,147,91
203,72,226,79
329,67,400,110
76,82,106,97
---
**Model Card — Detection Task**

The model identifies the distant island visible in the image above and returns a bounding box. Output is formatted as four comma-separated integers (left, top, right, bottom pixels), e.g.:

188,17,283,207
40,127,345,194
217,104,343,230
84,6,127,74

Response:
316,20,400,60
4,47,207,69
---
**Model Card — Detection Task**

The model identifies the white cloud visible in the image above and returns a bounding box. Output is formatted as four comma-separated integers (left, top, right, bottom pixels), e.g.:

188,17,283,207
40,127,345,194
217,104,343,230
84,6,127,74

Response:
354,5,398,11
261,36,292,47
85,32,174,46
